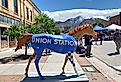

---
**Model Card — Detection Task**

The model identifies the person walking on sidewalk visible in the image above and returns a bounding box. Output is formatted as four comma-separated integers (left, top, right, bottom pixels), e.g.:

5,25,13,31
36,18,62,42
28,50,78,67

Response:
84,35,93,57
113,29,121,54
99,31,103,45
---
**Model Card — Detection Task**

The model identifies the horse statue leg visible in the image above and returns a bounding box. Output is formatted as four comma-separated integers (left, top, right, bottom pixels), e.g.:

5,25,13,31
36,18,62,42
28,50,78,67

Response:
68,52,79,75
61,55,69,74
34,49,45,80
25,52,36,76
61,52,78,75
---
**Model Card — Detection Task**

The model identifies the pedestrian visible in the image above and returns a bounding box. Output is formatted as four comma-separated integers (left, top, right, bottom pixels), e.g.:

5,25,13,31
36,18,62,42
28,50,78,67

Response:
113,29,120,54
99,31,103,45
94,32,99,45
84,35,93,57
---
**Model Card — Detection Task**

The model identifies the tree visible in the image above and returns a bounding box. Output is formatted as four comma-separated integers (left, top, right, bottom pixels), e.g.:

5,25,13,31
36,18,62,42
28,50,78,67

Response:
93,19,101,27
53,27,61,35
33,13,55,34
4,13,59,36
4,24,23,39
3,24,28,57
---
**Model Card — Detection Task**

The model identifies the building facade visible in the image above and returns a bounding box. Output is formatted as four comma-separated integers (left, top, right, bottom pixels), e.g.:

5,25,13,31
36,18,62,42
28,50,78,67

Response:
101,12,121,27
0,0,41,50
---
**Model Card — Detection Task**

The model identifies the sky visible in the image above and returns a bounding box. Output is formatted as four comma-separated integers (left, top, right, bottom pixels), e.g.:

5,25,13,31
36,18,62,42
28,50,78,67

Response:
33,0,121,12
33,0,121,21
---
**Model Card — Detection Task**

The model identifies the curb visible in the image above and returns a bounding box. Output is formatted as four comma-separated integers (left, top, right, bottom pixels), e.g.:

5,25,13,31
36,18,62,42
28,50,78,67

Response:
0,47,15,52
0,48,9,52
94,56,121,72
85,57,116,82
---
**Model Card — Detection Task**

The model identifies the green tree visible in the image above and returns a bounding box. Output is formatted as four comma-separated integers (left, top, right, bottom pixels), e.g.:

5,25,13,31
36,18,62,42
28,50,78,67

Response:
3,24,28,57
4,24,23,39
93,19,101,27
33,13,55,34
53,27,61,35
93,18,104,27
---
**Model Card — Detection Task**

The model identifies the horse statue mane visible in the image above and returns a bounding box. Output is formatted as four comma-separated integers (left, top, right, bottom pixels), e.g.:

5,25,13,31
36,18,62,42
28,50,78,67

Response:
68,24,92,35
68,24,96,40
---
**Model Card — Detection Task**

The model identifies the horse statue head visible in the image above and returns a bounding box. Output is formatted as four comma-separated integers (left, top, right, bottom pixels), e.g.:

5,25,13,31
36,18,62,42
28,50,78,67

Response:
68,24,97,40
15,32,32,51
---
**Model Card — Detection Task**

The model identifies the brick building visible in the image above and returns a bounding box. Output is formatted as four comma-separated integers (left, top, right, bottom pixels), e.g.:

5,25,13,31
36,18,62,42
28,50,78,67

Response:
0,0,41,50
101,12,121,27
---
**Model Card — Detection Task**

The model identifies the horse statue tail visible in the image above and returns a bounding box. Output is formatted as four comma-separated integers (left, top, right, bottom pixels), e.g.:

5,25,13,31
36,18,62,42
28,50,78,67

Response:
15,33,32,52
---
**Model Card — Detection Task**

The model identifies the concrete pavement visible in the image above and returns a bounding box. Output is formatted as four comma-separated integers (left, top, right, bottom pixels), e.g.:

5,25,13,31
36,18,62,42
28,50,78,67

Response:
86,41,121,82
0,48,15,59
92,41,121,69
0,48,89,82
0,47,34,59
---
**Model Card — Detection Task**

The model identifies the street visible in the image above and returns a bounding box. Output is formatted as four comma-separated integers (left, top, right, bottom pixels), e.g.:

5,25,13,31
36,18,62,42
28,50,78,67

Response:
87,41,121,82
92,41,121,67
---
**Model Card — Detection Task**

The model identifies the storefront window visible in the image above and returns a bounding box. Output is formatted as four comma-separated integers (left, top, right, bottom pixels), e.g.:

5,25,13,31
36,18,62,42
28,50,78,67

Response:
30,10,32,21
26,7,29,20
0,14,20,24
2,0,8,8
14,0,18,14
1,28,8,48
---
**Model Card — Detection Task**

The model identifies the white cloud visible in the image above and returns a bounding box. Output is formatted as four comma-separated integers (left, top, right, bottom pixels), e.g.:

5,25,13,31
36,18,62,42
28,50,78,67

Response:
43,8,121,22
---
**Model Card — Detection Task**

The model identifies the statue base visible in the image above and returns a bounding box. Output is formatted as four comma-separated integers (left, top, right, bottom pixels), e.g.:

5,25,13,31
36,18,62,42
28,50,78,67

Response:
23,71,89,82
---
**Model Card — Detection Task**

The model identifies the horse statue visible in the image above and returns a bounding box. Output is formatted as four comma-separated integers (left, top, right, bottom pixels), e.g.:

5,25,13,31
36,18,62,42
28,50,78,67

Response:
15,24,97,80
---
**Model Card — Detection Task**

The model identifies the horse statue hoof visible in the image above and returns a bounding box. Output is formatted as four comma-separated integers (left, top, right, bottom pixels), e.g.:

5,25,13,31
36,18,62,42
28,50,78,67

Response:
60,71,65,75
115,52,120,54
41,77,45,80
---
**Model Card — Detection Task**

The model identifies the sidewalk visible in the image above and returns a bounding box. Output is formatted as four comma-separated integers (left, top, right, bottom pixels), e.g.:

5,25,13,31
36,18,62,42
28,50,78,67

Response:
0,48,9,52
0,47,15,58
0,46,113,82
0,51,89,82
75,55,112,82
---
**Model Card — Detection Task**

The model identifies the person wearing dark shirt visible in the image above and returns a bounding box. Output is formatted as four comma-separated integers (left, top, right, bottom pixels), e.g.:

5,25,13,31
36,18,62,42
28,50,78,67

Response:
84,35,93,57
99,32,103,45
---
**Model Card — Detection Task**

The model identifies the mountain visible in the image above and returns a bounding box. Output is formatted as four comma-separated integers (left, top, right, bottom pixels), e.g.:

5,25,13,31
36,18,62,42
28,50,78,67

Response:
44,8,121,22
45,8,121,31
55,16,108,29
79,18,108,25
55,16,84,28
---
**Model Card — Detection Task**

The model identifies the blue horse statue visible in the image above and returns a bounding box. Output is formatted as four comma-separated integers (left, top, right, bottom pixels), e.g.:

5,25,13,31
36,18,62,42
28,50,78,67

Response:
15,24,97,80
